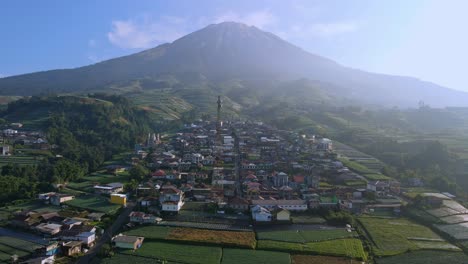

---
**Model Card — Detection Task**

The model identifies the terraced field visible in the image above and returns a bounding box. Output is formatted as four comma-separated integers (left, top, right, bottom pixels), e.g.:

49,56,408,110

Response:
257,238,367,260
375,250,468,264
256,229,357,243
358,217,457,256
64,195,121,214
121,241,222,264
221,248,290,264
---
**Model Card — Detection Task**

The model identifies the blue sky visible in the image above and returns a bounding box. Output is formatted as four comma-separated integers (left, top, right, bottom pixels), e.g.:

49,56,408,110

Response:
1,0,467,91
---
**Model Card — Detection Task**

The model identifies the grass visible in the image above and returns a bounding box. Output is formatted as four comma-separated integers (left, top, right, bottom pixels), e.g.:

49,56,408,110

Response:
257,239,367,260
256,229,356,243
221,248,290,264
64,195,121,214
358,217,445,256
167,228,256,249
292,255,352,264
121,241,222,264
375,250,468,264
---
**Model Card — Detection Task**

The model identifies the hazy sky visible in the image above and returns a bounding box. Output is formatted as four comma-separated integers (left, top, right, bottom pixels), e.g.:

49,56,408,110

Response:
1,0,467,91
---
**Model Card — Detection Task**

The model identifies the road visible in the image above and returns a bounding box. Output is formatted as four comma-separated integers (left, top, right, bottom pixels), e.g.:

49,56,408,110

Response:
76,201,135,264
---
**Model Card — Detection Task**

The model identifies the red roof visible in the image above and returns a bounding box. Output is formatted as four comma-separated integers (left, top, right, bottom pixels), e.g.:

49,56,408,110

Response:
152,170,166,177
293,175,305,183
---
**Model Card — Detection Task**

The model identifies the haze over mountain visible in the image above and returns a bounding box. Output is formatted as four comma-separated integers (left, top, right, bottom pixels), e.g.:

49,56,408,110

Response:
0,21,466,108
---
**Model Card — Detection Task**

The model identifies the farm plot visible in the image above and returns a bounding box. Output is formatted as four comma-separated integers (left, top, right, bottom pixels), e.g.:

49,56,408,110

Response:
292,255,351,264
257,238,367,260
167,228,256,249
443,200,468,214
221,248,290,264
0,237,42,252
427,207,460,218
124,226,171,240
411,240,460,251
376,250,468,264
64,195,121,214
0,243,30,258
99,254,156,264
358,217,444,256
256,229,356,243
441,214,468,224
121,241,222,264
435,222,468,240
290,215,326,224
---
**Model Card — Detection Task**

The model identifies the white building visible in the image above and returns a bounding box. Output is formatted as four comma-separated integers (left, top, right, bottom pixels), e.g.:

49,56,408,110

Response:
251,205,272,222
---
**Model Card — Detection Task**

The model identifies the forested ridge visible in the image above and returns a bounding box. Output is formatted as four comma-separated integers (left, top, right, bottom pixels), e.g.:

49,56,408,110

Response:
0,94,152,204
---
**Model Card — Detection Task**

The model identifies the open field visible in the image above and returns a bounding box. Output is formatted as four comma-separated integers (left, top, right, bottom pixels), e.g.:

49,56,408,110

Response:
64,195,121,214
256,229,356,243
125,225,171,240
257,238,367,260
125,226,256,248
168,228,256,249
0,155,43,167
0,236,42,252
290,215,326,224
121,241,222,264
99,254,158,264
358,217,448,256
291,255,352,264
0,200,60,214
375,250,468,264
221,248,290,264
434,222,468,240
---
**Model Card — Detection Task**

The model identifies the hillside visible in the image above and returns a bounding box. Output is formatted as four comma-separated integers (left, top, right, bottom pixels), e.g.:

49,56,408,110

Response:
0,22,467,108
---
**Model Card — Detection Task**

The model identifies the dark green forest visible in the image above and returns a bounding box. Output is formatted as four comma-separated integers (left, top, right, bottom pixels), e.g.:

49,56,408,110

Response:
0,94,152,204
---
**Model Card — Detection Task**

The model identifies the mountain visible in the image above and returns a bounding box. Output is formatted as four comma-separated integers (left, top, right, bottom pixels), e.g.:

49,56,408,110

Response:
0,21,467,108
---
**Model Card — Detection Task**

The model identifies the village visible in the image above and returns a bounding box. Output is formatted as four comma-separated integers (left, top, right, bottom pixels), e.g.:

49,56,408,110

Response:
0,116,467,264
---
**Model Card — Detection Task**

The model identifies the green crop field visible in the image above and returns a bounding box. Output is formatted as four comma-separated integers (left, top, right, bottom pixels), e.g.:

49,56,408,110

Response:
121,241,222,264
0,155,43,167
0,237,42,252
64,195,121,214
1,200,60,214
375,250,468,264
257,229,356,243
290,215,326,224
99,254,164,264
358,217,448,256
125,226,172,240
257,238,366,260
0,243,30,258
292,255,352,264
221,248,290,264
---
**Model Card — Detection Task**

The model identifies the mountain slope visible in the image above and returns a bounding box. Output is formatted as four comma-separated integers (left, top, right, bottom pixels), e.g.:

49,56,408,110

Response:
0,21,466,107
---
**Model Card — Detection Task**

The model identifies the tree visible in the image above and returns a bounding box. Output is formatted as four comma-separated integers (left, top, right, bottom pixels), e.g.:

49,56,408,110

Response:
129,164,149,181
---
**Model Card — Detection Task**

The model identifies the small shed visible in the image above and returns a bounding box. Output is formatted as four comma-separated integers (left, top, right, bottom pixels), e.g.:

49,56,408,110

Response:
113,235,144,250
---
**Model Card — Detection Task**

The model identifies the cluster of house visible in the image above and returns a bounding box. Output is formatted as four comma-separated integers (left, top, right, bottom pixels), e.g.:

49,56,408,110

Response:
126,121,403,224
1,123,51,155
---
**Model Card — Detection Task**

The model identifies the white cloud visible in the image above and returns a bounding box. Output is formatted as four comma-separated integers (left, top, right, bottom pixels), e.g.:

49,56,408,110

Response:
214,10,275,29
107,17,186,49
0,74,4,78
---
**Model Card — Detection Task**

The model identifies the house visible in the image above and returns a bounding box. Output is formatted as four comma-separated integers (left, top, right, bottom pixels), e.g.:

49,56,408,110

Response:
20,255,55,264
273,172,288,187
113,235,144,250
50,194,74,206
251,199,308,211
36,223,62,236
159,185,184,212
35,243,60,257
129,211,160,224
272,207,290,221
38,192,56,203
61,241,82,256
251,205,272,222
227,197,250,212
87,212,105,221
0,145,10,155
94,182,124,194
110,194,127,206
60,225,96,246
